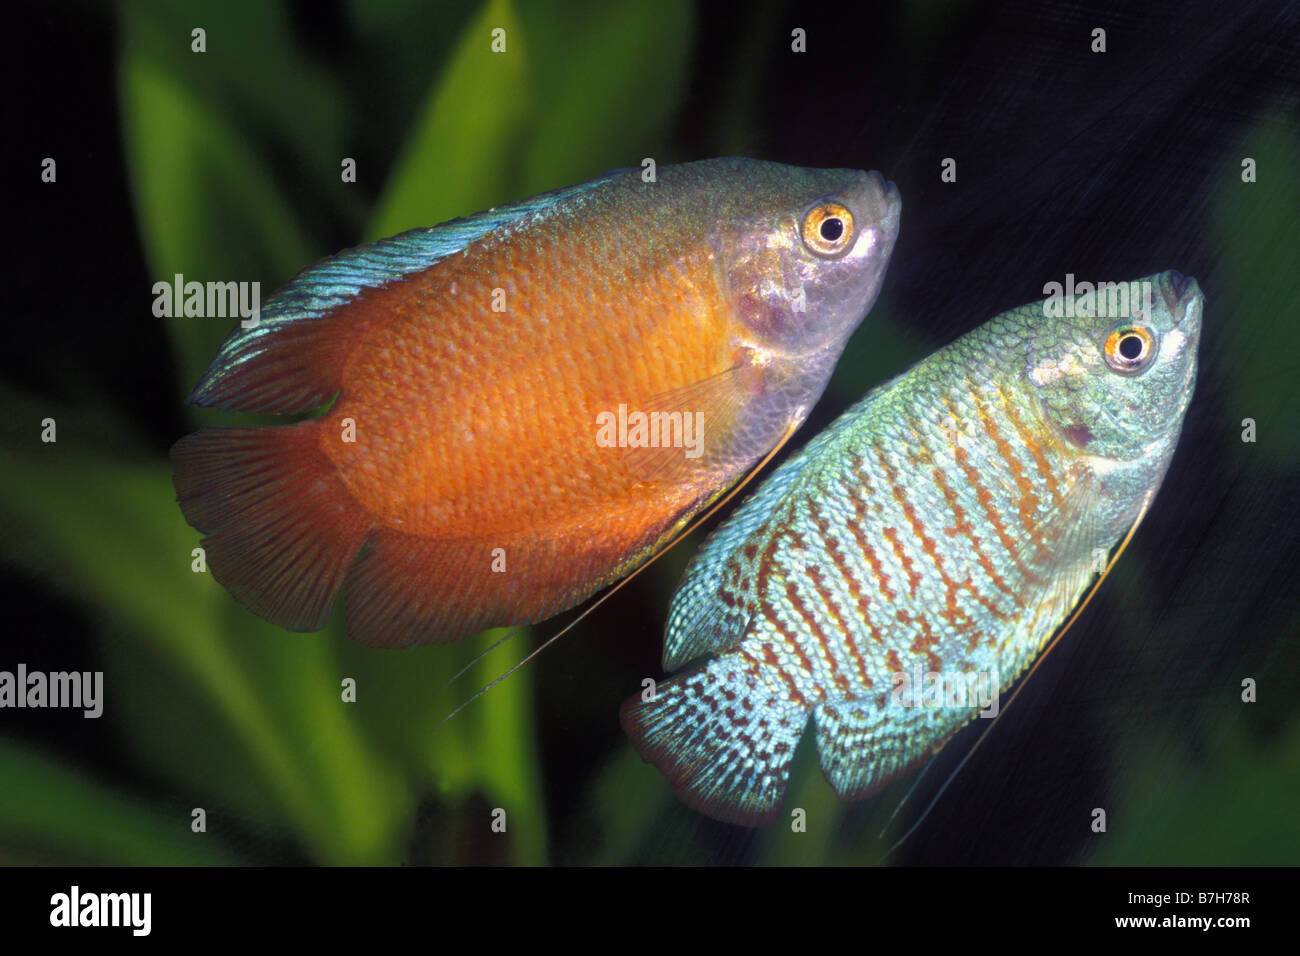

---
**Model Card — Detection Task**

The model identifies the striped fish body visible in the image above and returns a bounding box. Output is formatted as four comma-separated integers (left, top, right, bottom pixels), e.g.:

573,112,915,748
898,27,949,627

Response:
622,270,1203,825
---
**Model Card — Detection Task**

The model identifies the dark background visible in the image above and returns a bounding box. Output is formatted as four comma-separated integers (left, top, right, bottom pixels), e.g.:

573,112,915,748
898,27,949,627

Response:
2,0,1297,865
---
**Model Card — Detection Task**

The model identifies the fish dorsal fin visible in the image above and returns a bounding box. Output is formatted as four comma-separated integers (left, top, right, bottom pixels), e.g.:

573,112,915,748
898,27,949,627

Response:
269,171,625,328
190,171,623,413
661,447,813,670
658,383,898,670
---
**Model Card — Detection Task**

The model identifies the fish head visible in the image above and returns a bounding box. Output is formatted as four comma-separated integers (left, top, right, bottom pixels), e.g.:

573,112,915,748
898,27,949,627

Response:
714,164,902,360
1028,270,1203,462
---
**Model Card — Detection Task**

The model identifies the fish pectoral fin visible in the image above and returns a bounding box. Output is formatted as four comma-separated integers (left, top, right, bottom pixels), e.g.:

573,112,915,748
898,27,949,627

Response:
1008,468,1106,582
977,468,1111,675
997,470,1138,686
612,364,761,484
662,458,812,670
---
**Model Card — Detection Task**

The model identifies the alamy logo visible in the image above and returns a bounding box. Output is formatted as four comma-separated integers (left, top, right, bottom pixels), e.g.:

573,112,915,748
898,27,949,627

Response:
152,273,261,328
594,404,705,459
890,665,1000,717
1042,274,1153,319
50,886,151,936
0,664,103,718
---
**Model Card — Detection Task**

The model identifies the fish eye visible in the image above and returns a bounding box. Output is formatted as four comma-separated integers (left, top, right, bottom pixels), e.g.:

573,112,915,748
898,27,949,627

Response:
801,202,855,258
1103,324,1156,374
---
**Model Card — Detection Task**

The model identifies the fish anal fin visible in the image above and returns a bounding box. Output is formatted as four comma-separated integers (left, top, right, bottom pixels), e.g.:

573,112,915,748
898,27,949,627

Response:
343,511,688,647
815,700,972,803
343,528,523,647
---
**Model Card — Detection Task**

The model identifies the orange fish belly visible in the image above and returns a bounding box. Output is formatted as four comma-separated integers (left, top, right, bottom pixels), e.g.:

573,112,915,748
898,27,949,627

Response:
264,221,748,644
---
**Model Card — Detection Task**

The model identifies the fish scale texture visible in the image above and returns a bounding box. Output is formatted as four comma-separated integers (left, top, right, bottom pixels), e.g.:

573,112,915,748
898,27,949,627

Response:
625,274,1202,824
173,158,902,646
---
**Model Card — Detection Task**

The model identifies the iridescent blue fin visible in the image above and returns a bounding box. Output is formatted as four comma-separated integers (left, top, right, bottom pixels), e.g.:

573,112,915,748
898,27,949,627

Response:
658,397,881,671
620,652,810,825
661,456,809,670
814,700,952,802
190,172,623,414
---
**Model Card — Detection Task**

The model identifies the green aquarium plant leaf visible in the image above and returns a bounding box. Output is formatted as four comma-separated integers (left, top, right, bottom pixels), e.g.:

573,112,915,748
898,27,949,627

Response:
0,740,238,866
116,0,339,404
0,420,410,864
367,0,531,238
1212,110,1300,468
514,0,694,195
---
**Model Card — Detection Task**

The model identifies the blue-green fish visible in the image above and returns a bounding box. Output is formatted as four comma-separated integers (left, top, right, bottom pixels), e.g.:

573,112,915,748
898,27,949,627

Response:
622,271,1203,824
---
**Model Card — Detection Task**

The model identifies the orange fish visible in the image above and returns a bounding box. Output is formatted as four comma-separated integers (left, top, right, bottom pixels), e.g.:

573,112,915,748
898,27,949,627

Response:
171,158,902,647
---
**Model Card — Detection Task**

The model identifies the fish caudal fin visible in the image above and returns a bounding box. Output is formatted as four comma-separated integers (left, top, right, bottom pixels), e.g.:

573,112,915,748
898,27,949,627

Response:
620,654,810,826
173,426,573,646
171,421,371,631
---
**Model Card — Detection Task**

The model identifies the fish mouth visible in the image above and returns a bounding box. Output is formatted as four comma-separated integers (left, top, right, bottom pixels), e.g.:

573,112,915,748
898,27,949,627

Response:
1150,272,1203,391
1145,271,1202,440
860,169,902,235
1157,270,1203,338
